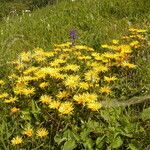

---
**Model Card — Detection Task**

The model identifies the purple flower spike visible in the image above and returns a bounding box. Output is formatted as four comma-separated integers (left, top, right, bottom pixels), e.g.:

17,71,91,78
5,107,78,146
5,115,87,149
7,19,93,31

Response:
70,29,77,46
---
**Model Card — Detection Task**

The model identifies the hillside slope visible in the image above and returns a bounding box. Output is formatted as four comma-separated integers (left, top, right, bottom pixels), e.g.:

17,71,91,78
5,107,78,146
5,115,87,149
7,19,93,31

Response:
0,0,150,76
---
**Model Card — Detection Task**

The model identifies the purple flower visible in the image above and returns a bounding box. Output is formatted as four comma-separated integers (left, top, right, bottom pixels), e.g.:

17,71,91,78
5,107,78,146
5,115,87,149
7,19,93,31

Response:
70,29,77,46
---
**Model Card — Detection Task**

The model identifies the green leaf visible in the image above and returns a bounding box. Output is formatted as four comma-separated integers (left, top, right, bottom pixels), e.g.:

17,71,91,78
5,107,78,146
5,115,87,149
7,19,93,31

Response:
63,140,76,150
111,136,123,149
128,143,139,150
141,107,150,121
54,134,66,145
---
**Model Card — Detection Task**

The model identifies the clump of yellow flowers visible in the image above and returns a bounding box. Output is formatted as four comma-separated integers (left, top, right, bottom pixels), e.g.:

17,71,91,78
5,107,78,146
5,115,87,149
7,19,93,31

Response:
0,28,149,146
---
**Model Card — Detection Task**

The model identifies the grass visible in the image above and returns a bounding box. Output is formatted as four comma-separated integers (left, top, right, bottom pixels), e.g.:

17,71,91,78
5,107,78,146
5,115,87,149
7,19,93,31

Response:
0,0,150,76
0,0,150,149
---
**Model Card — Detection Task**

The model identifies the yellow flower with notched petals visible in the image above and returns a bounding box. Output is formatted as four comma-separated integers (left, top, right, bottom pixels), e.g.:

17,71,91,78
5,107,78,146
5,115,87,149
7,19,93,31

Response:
11,107,20,113
100,86,111,94
56,91,69,99
79,82,89,90
4,97,17,103
11,136,23,145
87,102,102,111
0,80,5,86
49,101,61,109
23,128,33,137
39,82,49,88
63,64,80,72
64,75,80,89
58,102,74,115
0,93,9,99
36,128,48,138
121,62,137,69
112,39,119,44
104,76,117,83
73,93,87,104
39,95,52,105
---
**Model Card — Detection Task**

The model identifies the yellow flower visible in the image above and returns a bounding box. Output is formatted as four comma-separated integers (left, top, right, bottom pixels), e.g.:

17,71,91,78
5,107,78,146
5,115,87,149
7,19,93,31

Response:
5,97,17,103
100,86,111,94
54,42,71,48
49,101,61,109
119,45,132,54
11,107,20,113
23,66,39,75
23,128,33,137
64,75,80,89
87,102,102,111
63,64,80,72
0,93,9,99
112,39,119,44
74,45,89,50
50,59,66,67
101,44,109,48
11,136,23,145
58,102,74,115
129,41,139,47
56,91,69,99
79,82,89,90
121,62,137,68
104,76,117,83
73,94,86,104
20,51,31,62
94,65,109,73
84,93,98,103
0,80,5,86
39,95,52,105
84,70,99,82
39,82,49,88
36,128,48,138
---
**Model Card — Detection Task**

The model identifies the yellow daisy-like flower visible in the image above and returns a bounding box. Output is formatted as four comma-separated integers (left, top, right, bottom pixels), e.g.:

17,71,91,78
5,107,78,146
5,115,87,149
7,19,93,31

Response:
101,44,109,48
39,82,49,89
79,82,89,90
129,41,139,47
64,75,80,89
0,80,5,86
23,66,39,75
119,45,132,54
0,93,9,99
58,102,74,115
87,102,102,111
23,128,33,137
20,51,31,62
63,64,80,72
121,62,137,69
73,94,86,104
39,95,52,105
112,39,119,44
36,128,48,138
104,76,117,83
56,91,69,99
49,101,61,109
84,93,98,103
100,86,111,94
11,136,23,145
54,42,71,48
84,70,99,82
4,97,17,103
11,107,20,113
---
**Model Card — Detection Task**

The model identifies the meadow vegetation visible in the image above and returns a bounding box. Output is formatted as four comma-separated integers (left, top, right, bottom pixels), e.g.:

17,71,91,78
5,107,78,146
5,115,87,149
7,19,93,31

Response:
0,0,150,149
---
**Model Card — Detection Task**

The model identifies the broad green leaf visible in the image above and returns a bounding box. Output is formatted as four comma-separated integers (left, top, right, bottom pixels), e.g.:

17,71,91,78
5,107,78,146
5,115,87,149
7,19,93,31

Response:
128,143,139,150
141,107,150,120
111,136,123,149
54,134,66,145
63,140,76,150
